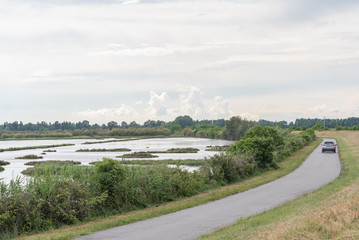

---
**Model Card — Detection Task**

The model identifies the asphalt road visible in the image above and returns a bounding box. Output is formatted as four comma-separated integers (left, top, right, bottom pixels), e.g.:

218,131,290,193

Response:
75,140,341,240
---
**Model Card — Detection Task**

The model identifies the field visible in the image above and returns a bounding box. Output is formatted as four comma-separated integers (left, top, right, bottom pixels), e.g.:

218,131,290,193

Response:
199,131,359,240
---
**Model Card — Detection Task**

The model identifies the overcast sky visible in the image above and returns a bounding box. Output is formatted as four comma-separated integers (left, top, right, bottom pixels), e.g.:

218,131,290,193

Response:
1,0,359,124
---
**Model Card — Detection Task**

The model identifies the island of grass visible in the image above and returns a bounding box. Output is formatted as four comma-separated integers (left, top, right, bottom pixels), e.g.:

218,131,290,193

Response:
205,145,230,151
22,160,82,176
15,154,43,160
0,160,10,166
148,148,199,154
120,152,159,158
0,143,75,152
82,138,139,145
43,149,57,152
120,159,204,167
0,166,4,172
76,148,131,152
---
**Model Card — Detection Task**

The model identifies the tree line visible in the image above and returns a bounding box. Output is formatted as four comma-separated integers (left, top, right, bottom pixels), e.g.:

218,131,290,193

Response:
1,116,359,141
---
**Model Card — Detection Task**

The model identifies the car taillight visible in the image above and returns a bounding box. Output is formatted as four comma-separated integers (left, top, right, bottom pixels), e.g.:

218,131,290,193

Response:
322,144,325,147
333,144,336,146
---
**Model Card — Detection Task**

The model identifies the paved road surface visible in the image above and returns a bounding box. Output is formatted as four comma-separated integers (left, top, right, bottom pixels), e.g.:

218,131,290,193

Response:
75,140,341,240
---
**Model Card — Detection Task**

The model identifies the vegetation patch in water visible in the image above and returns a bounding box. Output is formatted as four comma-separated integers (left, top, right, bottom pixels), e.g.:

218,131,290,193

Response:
205,145,230,151
148,148,199,153
0,160,10,166
0,166,4,172
15,154,43,160
76,148,131,152
119,159,204,166
22,160,82,176
120,152,159,158
43,149,57,152
82,138,139,145
0,143,75,152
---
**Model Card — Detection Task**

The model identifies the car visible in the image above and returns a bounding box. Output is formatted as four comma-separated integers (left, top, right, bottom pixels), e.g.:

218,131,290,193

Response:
322,141,336,153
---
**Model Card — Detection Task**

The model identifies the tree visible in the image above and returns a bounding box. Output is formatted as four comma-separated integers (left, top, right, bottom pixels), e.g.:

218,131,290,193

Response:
173,116,194,128
107,121,118,130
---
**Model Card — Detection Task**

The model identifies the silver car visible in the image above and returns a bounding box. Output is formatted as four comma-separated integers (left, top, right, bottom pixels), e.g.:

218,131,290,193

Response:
322,141,336,153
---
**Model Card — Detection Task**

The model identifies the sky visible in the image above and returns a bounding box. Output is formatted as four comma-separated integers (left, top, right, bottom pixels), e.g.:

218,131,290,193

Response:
0,0,359,124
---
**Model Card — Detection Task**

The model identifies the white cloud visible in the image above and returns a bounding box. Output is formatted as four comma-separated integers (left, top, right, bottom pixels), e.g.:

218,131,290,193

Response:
76,104,139,123
146,91,171,118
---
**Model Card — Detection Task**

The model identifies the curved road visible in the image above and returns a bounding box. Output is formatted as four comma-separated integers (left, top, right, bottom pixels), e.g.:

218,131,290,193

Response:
75,140,341,240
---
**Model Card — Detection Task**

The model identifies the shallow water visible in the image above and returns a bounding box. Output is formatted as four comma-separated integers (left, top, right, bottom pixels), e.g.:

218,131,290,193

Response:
0,137,233,184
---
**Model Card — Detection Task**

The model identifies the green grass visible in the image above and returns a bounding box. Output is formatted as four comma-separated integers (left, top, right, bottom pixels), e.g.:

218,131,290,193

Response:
198,132,359,240
0,166,4,172
21,160,82,176
13,139,321,240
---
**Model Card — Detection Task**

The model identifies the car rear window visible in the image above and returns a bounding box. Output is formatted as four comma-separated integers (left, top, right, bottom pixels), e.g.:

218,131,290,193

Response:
324,141,334,145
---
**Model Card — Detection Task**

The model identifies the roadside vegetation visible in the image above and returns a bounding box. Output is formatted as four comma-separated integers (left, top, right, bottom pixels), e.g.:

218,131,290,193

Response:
0,126,316,239
199,131,359,240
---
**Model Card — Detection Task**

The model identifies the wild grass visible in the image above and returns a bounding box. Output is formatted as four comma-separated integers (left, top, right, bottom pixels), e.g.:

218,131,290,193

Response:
0,166,4,172
147,148,199,153
199,131,359,240
21,161,82,175
0,161,10,166
205,145,230,151
82,138,139,145
0,144,75,152
15,154,43,160
101,159,204,167
120,152,159,158
76,148,131,152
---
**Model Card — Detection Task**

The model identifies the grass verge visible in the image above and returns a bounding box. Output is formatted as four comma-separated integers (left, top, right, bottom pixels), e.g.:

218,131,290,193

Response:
198,131,359,240
13,139,321,240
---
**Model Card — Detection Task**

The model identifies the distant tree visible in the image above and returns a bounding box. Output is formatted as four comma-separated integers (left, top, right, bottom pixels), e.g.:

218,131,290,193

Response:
107,121,118,130
173,115,194,128
129,121,140,128
121,121,128,129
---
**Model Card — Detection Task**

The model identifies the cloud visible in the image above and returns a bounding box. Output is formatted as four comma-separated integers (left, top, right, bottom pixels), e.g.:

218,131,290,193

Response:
74,86,232,123
146,91,170,117
76,104,139,122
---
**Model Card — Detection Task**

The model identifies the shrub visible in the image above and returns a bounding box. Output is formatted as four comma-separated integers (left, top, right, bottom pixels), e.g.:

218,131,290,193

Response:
202,153,257,184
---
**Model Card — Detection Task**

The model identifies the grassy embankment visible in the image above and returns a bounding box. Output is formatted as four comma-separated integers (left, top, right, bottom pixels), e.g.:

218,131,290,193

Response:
12,138,321,240
199,131,359,240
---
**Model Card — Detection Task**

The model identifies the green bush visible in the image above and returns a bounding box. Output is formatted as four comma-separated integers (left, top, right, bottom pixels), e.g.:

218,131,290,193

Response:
202,153,257,184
